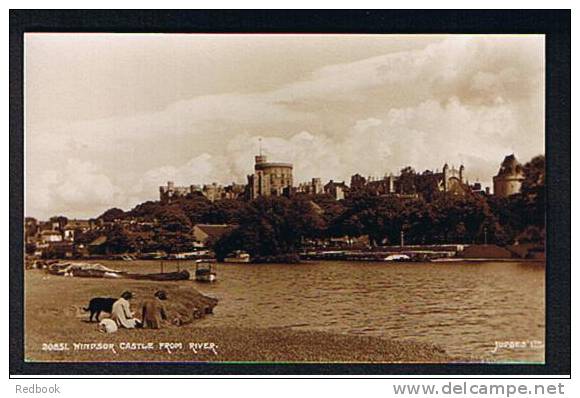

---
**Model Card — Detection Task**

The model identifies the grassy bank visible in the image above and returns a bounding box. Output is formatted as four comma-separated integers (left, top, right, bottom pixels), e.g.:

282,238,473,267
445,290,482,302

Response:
25,270,453,363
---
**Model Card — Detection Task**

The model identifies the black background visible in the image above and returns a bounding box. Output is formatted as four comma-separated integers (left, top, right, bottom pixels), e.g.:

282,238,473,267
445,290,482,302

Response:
9,9,571,376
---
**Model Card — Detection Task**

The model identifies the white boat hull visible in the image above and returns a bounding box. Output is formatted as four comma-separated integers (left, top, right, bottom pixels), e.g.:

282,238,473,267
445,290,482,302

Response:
196,274,217,282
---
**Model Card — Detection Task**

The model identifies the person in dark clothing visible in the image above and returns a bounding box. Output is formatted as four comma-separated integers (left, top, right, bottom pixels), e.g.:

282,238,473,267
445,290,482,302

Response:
141,290,167,329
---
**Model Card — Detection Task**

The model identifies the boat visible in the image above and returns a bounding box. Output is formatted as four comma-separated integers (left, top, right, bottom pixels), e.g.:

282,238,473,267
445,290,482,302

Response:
47,262,127,277
127,269,190,281
195,261,217,282
223,250,251,263
121,254,136,261
382,254,411,262
429,257,466,263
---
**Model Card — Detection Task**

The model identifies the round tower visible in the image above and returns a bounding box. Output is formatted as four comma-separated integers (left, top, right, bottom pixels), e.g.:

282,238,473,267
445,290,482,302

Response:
493,154,525,197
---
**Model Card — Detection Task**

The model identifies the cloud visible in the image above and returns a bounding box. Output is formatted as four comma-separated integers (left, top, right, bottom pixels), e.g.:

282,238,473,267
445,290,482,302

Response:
136,94,531,197
25,35,544,219
26,159,120,219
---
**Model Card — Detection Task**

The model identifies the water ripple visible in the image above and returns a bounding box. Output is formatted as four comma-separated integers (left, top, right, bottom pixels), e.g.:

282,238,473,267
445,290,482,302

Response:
198,260,544,362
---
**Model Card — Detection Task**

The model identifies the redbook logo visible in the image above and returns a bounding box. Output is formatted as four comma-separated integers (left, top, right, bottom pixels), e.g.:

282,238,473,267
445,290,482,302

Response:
15,384,61,394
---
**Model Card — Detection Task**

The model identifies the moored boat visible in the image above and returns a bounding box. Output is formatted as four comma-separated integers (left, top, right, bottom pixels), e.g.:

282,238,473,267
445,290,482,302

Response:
127,269,190,281
195,261,217,282
382,254,411,262
224,250,251,263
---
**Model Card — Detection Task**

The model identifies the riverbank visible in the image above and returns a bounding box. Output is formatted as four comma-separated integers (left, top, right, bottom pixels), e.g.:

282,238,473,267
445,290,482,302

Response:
27,325,453,363
24,270,454,363
300,243,545,262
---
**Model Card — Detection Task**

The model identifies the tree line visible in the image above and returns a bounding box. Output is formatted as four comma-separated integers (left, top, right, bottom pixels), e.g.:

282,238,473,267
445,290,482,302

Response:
73,155,544,259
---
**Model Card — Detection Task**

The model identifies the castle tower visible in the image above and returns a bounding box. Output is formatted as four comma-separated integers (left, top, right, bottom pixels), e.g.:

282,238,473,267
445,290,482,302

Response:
248,150,293,200
159,181,175,201
493,154,525,197
442,163,449,191
387,174,395,193
312,177,323,194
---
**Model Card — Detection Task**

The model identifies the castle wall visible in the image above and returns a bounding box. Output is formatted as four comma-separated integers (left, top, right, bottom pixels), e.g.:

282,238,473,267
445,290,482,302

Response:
160,181,244,202
493,176,524,197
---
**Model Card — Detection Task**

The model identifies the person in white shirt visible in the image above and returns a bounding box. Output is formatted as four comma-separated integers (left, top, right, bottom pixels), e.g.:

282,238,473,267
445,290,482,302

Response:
110,291,140,328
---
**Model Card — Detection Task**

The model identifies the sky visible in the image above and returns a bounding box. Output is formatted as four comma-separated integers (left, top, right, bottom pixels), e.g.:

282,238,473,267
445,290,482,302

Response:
25,34,545,220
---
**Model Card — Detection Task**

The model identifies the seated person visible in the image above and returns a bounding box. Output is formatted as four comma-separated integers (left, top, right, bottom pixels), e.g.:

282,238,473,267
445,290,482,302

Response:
111,291,140,329
142,290,168,329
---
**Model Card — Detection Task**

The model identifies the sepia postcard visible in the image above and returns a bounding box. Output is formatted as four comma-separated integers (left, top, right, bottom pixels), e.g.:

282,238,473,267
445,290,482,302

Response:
21,31,549,367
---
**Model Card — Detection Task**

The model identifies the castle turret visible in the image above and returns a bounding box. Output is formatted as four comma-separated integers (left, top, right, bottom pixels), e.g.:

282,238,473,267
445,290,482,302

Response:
255,155,267,165
312,177,323,194
493,154,525,197
159,181,175,201
249,152,293,199
442,163,449,191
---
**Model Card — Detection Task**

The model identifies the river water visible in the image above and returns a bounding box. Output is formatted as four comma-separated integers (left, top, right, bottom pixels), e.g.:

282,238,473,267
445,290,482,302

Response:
189,260,545,363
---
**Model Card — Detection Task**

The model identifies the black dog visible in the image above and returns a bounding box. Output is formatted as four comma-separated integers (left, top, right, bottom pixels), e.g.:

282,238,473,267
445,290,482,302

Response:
83,297,117,322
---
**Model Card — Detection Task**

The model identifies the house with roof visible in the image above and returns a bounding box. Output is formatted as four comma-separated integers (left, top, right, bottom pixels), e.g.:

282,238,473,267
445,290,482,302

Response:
192,224,235,248
63,219,95,241
88,235,108,255
40,230,63,244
